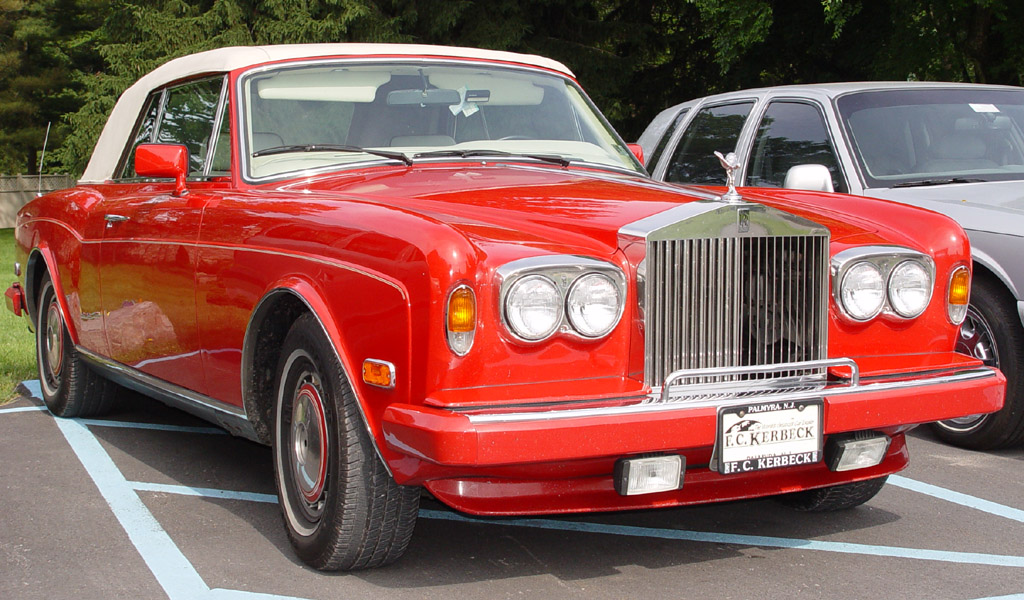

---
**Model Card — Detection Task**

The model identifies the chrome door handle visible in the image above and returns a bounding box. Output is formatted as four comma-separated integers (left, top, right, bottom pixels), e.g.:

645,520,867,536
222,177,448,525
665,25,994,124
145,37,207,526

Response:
104,214,129,225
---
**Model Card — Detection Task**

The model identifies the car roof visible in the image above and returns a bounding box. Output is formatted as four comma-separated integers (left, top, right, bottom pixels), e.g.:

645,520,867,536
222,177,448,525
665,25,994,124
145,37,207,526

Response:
81,44,574,183
667,80,1023,108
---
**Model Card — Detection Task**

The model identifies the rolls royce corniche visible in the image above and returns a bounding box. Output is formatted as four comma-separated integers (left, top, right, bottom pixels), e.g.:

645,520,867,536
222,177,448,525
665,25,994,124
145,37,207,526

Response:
4,46,1005,570
638,82,1024,449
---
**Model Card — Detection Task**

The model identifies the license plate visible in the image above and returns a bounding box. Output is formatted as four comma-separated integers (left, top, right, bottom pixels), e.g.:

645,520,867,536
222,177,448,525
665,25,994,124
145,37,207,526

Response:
718,400,822,475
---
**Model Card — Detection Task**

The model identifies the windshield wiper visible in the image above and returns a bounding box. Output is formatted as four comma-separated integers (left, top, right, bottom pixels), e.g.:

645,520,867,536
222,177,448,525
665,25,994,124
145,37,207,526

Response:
252,144,412,166
413,149,572,168
892,177,985,188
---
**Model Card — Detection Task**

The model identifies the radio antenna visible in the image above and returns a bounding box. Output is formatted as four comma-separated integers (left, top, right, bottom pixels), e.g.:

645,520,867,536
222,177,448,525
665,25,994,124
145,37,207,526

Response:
37,121,51,197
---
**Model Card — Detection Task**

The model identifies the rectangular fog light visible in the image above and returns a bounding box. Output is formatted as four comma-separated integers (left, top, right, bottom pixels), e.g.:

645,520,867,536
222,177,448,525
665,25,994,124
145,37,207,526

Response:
614,455,684,496
826,433,891,472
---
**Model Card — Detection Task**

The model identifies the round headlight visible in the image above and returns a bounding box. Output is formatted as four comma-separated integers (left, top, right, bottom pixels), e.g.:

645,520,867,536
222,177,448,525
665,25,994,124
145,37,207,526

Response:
567,273,622,337
504,275,562,340
840,262,885,320
888,260,932,318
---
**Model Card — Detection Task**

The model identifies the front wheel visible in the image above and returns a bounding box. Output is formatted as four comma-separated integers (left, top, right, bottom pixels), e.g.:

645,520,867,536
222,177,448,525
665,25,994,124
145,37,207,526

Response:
777,476,888,512
931,277,1024,449
36,275,114,417
273,313,419,570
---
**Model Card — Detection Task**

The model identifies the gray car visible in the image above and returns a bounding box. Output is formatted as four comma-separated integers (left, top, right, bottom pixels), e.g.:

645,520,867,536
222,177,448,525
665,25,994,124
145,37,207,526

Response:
639,82,1024,449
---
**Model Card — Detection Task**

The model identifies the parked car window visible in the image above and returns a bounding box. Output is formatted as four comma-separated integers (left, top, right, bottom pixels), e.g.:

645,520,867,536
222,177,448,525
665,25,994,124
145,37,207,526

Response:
117,91,163,179
155,77,226,177
747,101,847,193
664,102,754,184
240,63,642,181
836,88,1024,187
647,108,689,169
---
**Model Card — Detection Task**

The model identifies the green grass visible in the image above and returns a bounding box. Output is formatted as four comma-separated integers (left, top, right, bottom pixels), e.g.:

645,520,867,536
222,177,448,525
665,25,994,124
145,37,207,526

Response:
1,228,35,402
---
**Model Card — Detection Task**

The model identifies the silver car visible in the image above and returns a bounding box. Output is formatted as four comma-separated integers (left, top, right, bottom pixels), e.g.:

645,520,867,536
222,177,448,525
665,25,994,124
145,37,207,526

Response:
639,82,1024,449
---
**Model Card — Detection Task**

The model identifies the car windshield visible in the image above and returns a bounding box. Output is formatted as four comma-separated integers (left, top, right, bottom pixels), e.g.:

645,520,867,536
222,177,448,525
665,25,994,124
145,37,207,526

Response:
239,61,643,181
836,88,1024,187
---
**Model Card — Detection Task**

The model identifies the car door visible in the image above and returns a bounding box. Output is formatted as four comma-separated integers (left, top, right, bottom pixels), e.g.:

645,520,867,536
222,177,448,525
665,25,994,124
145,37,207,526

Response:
742,99,849,193
99,76,228,391
659,100,757,185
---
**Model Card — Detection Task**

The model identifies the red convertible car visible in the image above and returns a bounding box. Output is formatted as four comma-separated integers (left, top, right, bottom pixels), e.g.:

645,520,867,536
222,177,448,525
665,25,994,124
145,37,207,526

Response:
4,44,1005,570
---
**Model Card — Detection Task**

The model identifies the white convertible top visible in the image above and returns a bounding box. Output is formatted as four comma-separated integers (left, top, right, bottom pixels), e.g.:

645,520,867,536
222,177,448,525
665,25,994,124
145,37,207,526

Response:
80,44,575,183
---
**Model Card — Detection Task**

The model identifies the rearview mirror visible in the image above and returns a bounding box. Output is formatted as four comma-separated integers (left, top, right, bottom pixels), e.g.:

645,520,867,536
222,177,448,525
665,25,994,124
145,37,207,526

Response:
784,164,834,193
387,88,461,106
627,143,645,165
135,144,189,196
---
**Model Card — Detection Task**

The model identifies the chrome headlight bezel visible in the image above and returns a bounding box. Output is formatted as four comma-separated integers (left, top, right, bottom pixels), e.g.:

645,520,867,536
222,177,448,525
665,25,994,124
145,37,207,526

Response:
497,256,627,343
831,246,935,323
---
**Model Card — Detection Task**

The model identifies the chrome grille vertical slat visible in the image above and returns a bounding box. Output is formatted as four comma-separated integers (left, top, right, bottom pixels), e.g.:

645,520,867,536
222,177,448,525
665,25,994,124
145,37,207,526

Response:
644,231,829,389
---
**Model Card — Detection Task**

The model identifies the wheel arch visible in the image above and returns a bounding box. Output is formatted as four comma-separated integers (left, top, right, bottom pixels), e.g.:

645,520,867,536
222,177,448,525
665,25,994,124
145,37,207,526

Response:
972,249,1020,303
241,281,394,475
25,245,77,343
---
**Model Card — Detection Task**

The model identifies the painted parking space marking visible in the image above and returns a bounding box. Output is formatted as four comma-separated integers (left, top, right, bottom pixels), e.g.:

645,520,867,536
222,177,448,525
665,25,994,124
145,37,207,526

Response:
131,481,278,504
51,415,309,600
80,418,228,435
134,480,1024,569
890,474,1024,523
4,385,1023,599
0,405,46,415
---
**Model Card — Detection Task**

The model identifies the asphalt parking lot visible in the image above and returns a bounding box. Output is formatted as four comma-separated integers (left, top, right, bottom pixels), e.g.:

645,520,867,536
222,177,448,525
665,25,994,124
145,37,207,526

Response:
2,381,1022,600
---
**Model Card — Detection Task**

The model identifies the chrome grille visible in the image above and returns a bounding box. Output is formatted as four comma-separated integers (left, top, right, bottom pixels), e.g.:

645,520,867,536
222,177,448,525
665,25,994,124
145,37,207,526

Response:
645,234,829,388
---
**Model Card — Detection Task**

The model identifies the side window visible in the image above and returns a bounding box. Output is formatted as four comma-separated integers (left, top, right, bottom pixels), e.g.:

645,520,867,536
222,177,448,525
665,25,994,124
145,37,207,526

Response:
117,92,162,179
747,101,847,193
648,108,689,170
665,102,753,184
156,77,225,176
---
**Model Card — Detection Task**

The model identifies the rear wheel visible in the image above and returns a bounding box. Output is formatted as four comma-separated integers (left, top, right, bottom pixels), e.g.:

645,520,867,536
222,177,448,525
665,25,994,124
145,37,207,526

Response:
273,313,419,570
36,275,114,417
778,476,888,511
932,277,1024,449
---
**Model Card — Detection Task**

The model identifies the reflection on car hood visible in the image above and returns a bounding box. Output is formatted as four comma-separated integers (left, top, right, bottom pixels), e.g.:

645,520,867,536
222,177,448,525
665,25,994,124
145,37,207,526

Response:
867,180,1024,238
278,165,921,252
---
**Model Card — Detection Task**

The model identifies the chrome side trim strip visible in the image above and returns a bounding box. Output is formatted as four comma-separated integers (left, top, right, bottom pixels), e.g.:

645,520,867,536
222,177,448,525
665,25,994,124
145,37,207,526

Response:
76,346,259,441
464,366,997,424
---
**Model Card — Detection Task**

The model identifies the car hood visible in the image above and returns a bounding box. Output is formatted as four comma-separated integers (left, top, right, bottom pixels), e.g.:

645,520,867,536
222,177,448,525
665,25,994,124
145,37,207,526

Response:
280,164,895,253
866,180,1024,238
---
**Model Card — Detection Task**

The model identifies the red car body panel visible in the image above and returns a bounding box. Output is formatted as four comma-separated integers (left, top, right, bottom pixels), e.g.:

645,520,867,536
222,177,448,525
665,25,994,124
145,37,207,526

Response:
6,48,1005,521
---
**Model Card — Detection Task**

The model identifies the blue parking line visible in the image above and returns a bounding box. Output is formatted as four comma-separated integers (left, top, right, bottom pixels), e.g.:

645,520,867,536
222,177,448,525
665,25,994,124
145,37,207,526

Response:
972,594,1024,600
890,475,1024,523
418,509,1024,569
52,416,309,600
131,481,278,504
0,405,46,414
129,480,1024,569
81,419,227,435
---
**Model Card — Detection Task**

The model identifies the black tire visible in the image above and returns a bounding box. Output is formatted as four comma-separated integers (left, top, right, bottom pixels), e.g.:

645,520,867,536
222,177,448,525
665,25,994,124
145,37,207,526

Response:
931,276,1024,449
272,313,419,571
778,476,888,512
36,275,115,417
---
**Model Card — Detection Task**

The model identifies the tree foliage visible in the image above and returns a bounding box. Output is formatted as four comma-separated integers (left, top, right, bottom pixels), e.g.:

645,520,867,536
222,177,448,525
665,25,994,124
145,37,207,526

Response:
1,0,1023,176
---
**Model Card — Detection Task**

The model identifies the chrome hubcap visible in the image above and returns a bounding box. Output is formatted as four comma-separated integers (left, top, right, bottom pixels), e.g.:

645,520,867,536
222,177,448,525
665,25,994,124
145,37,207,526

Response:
45,303,64,379
945,305,999,429
290,378,328,517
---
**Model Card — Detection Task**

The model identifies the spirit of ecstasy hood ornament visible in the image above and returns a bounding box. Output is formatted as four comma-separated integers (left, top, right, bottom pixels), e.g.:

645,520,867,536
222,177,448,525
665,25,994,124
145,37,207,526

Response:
714,150,743,203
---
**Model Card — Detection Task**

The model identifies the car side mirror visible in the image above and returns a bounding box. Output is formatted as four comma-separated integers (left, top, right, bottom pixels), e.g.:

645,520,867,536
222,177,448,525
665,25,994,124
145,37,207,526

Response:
783,164,834,193
135,143,189,196
627,143,645,165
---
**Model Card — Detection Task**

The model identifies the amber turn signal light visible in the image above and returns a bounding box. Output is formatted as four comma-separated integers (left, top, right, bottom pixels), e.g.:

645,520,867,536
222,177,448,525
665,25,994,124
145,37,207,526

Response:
446,285,476,356
947,266,970,324
447,286,476,332
362,359,395,389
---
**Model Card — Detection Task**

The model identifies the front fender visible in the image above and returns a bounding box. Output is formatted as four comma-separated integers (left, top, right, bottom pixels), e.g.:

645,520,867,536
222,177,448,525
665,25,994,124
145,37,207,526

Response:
242,273,412,474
